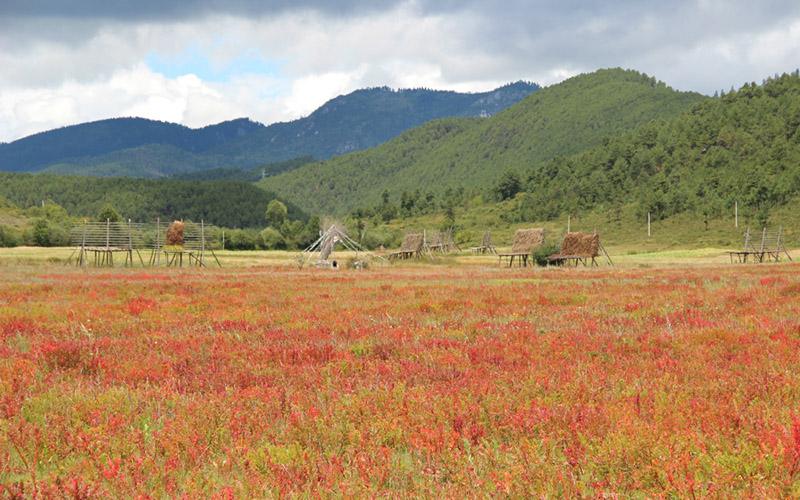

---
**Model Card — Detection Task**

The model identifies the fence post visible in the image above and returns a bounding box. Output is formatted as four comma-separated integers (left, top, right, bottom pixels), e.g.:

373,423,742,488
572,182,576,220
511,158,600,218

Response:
200,220,205,267
128,218,133,267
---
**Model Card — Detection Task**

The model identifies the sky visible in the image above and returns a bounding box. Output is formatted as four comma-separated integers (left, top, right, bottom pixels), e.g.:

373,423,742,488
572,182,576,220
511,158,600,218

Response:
1,0,799,142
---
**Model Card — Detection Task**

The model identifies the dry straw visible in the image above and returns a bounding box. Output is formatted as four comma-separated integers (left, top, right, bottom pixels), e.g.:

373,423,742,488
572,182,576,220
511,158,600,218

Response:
511,228,545,254
166,221,185,246
400,233,425,253
560,232,600,257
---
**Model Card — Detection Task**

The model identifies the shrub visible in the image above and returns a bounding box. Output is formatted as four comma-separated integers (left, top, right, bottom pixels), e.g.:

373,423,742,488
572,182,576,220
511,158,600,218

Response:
226,229,259,250
29,219,70,247
533,242,560,267
259,227,286,250
0,225,21,247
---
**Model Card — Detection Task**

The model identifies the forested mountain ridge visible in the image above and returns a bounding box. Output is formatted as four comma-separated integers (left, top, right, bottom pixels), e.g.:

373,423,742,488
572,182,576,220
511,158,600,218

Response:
260,68,706,215
0,82,539,177
210,81,540,163
512,70,800,225
0,172,303,228
0,118,263,173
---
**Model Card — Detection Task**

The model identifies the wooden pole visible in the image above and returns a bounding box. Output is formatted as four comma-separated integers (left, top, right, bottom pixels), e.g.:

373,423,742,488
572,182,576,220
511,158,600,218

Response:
567,215,571,233
156,217,161,266
80,221,87,267
647,212,651,237
200,220,206,267
127,218,133,267
735,201,738,228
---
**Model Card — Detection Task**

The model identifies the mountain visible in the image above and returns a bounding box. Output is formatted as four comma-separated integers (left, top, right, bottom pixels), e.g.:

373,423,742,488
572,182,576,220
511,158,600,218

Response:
169,156,315,182
0,172,303,228
0,118,264,173
512,70,800,225
259,69,706,215
210,81,540,164
0,82,539,177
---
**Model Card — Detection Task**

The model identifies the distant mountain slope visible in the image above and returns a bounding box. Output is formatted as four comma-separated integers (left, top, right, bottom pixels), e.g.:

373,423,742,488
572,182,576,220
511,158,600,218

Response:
0,172,303,228
0,82,539,177
169,157,315,182
0,118,264,173
210,82,539,164
260,69,706,215
513,71,800,224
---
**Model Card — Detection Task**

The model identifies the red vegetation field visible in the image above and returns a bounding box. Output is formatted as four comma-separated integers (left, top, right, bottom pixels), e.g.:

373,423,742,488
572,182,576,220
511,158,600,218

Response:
2,264,800,496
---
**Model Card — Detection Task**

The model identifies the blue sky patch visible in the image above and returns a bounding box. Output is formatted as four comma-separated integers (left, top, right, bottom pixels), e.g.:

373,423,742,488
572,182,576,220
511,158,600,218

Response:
146,46,284,83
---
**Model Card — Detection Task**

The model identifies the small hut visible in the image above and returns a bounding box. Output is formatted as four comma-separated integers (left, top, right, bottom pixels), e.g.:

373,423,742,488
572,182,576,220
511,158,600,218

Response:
389,233,424,260
498,228,545,267
548,231,611,266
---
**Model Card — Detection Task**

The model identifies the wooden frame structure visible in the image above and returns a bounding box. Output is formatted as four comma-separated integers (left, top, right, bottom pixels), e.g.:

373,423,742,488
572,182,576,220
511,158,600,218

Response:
68,218,221,268
547,231,613,267
728,226,792,263
152,220,221,268
388,233,424,260
67,219,147,267
424,228,460,255
498,228,545,267
299,224,379,269
470,231,497,255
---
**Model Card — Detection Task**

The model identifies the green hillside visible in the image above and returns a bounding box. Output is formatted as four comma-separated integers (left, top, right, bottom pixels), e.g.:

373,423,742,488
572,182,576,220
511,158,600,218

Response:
512,71,800,225
0,173,304,228
322,70,800,253
261,69,705,215
41,144,220,178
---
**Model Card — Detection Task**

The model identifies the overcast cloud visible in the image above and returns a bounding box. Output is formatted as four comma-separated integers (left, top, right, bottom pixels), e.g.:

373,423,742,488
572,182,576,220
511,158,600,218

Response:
1,0,798,142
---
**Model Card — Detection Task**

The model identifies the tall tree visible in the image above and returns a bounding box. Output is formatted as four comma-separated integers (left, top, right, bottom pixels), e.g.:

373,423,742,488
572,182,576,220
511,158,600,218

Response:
265,199,288,228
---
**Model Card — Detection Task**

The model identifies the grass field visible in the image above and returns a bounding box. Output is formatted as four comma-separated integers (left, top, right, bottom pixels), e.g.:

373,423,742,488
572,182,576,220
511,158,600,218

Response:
0,244,794,269
2,256,800,496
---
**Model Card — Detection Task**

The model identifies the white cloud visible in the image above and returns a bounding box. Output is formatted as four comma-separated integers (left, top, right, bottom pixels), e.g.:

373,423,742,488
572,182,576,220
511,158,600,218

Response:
282,69,368,118
0,66,221,139
0,2,799,142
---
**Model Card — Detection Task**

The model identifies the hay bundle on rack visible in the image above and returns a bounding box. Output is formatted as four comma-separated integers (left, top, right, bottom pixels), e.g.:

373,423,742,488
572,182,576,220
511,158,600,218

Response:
401,233,424,253
166,221,185,246
511,228,545,254
389,232,424,260
560,232,600,257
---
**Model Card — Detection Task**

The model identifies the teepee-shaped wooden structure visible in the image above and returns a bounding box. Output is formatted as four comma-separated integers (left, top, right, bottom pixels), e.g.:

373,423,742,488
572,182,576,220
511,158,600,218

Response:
300,224,369,269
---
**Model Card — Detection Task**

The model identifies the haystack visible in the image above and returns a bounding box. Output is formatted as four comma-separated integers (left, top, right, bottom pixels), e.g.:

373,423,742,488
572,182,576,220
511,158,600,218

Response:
547,231,610,267
389,233,424,260
559,232,600,257
400,233,424,253
498,228,544,267
511,228,545,254
166,221,185,246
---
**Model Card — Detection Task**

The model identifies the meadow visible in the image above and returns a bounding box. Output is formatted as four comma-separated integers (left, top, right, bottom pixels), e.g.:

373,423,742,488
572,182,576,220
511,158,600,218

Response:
2,256,800,496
